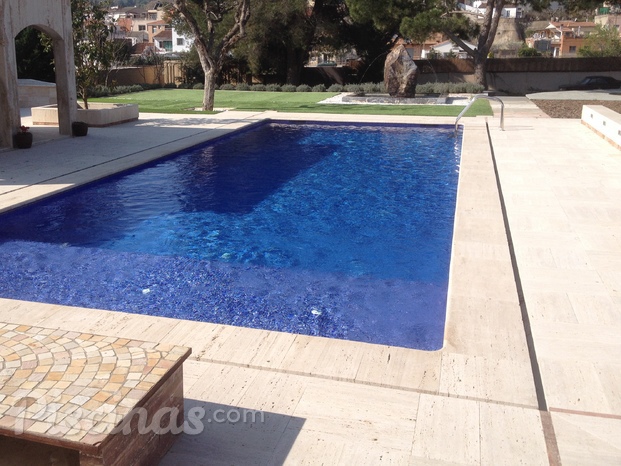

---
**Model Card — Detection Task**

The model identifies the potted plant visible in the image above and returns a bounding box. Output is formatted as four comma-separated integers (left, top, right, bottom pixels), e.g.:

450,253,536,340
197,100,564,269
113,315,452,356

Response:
14,125,33,149
72,121,89,137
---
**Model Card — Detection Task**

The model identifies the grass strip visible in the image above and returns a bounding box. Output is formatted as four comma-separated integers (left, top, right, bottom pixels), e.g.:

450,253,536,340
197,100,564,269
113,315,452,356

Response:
93,89,492,116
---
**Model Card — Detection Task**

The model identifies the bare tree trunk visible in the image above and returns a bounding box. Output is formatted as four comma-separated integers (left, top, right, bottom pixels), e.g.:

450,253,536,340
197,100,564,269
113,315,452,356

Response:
81,86,89,109
195,41,218,111
446,0,505,88
285,46,304,85
473,52,488,88
203,68,217,111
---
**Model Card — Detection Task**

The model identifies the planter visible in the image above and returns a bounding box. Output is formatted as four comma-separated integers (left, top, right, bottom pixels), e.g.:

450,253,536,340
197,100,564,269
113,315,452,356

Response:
72,121,89,137
31,103,139,127
14,132,33,149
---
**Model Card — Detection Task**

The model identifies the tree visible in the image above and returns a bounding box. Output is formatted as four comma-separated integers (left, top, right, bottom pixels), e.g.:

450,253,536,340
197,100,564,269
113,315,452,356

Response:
15,27,56,82
578,25,621,57
345,0,505,88
235,0,310,85
105,38,133,87
70,0,115,108
178,47,205,85
170,0,251,111
237,0,353,85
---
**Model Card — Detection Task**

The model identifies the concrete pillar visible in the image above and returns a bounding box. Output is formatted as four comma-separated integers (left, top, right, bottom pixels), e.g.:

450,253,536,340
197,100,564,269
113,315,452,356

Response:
53,36,77,136
0,7,21,148
55,0,77,135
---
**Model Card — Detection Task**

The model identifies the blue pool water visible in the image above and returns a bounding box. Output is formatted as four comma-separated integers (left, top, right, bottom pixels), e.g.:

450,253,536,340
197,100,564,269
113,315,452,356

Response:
0,122,461,350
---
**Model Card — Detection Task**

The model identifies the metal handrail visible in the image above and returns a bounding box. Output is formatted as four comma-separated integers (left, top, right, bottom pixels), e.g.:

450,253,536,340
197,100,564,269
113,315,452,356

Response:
455,94,504,134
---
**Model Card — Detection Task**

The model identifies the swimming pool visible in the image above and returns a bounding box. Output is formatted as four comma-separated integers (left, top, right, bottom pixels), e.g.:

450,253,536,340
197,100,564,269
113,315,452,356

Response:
0,121,461,350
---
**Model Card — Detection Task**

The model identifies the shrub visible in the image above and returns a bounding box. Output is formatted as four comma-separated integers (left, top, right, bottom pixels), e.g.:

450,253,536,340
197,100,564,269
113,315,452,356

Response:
282,84,297,92
415,82,450,94
89,85,110,97
327,84,344,92
163,82,177,89
447,83,466,93
296,84,312,92
192,83,204,89
118,85,140,94
139,83,161,90
414,82,485,95
219,83,235,90
312,84,326,92
449,82,484,93
236,82,251,91
361,82,380,94
266,84,281,92
415,83,434,94
518,44,541,57
176,83,191,89
345,84,364,95
435,82,451,94
251,84,267,91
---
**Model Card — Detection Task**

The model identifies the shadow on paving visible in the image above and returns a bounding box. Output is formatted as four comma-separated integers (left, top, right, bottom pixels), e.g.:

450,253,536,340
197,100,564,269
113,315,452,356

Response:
160,399,304,465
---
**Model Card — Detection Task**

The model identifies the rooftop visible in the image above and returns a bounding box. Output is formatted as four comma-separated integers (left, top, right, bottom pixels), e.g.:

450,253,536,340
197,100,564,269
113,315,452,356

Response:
0,97,620,464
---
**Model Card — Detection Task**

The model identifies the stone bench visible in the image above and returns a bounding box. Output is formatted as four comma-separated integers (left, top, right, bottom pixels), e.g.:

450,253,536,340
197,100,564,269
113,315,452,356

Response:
581,104,621,150
0,322,191,465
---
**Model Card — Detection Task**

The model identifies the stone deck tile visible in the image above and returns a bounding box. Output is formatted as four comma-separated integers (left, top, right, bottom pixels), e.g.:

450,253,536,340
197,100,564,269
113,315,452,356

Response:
552,412,621,465
488,113,621,463
161,360,549,466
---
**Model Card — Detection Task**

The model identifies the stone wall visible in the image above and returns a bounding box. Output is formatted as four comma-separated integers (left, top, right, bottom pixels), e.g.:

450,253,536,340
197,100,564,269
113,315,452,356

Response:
18,79,57,107
416,58,621,94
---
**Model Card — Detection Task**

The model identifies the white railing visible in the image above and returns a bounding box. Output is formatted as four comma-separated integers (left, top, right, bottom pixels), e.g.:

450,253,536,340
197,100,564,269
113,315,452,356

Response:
455,94,504,134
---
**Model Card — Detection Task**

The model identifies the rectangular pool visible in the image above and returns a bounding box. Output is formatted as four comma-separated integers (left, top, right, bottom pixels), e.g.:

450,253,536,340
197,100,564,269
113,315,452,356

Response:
0,122,462,350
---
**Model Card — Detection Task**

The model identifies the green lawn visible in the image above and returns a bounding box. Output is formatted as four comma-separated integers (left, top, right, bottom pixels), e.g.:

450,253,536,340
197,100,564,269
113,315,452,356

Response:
92,89,492,116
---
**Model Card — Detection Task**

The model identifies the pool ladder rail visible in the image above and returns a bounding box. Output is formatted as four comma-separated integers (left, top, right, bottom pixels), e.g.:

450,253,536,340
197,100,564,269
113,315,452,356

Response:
455,94,504,134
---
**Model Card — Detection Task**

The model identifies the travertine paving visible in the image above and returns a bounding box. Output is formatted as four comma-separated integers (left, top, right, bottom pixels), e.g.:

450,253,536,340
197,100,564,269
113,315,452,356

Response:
0,99,619,464
488,111,621,465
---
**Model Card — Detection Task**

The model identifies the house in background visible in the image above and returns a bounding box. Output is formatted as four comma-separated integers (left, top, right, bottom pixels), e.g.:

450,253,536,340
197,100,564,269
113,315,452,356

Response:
424,39,478,58
107,3,193,57
109,7,149,33
147,19,170,44
397,35,447,60
595,8,621,35
526,20,596,56
153,29,172,53
172,29,193,53
458,0,528,18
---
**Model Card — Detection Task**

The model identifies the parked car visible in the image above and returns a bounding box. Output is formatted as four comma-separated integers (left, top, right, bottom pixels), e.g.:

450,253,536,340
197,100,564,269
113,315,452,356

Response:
559,76,621,91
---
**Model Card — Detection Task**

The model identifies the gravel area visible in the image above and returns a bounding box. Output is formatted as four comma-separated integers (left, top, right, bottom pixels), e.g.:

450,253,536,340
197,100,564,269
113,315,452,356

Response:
531,99,621,119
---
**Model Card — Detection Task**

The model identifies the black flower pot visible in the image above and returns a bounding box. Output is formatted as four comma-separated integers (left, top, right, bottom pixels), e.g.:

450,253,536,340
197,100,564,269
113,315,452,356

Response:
72,121,89,137
14,132,33,149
